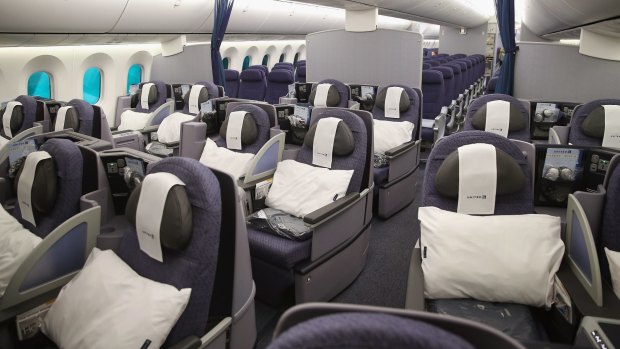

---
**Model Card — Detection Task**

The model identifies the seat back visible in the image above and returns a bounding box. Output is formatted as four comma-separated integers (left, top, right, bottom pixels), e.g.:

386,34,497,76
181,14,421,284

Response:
274,62,294,71
309,79,350,108
451,53,467,59
295,64,306,83
182,81,220,115
422,63,431,70
133,81,169,113
214,103,272,154
224,69,240,98
457,59,473,85
266,70,295,104
117,157,222,346
464,94,531,142
0,95,39,139
371,85,421,141
601,155,620,284
568,99,620,147
65,99,113,143
239,69,267,101
431,66,456,105
485,77,498,94
422,130,534,214
444,63,463,96
249,65,269,77
450,61,467,93
296,108,371,194
421,70,445,121
426,60,440,67
12,138,84,238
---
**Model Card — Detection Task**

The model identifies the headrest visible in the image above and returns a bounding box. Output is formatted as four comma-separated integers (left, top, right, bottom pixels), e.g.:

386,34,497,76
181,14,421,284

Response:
375,87,411,112
435,146,524,199
422,70,443,84
225,69,239,80
141,83,158,106
219,111,258,147
297,65,306,76
183,85,210,113
433,67,454,79
582,105,617,139
471,102,526,132
54,106,80,132
269,70,294,83
304,118,355,156
125,174,193,253
1,101,24,137
14,151,58,219
422,63,431,70
445,64,460,74
309,83,341,107
240,69,264,82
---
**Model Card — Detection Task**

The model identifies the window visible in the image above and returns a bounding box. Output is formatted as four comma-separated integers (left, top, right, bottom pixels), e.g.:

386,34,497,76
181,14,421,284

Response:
222,57,229,69
293,53,299,66
279,54,285,63
27,71,52,99
126,64,143,94
83,67,102,104
242,56,251,71
262,55,269,66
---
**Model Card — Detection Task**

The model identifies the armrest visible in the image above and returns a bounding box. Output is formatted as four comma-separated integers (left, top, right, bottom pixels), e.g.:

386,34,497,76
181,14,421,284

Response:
303,193,360,225
179,122,207,159
168,336,202,349
200,317,232,348
147,100,175,126
549,125,570,145
386,139,417,157
433,111,447,143
280,97,298,104
141,124,160,134
573,186,606,238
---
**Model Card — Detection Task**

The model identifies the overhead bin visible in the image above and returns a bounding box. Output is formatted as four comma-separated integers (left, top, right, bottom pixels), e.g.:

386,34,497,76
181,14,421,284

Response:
523,0,620,36
111,0,215,33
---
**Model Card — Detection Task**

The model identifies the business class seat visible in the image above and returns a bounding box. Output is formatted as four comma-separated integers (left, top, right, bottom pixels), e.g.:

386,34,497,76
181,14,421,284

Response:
371,85,422,218
0,138,100,322
245,107,373,306
266,70,295,104
421,70,447,147
406,131,562,341
267,303,526,349
0,95,46,148
116,81,174,132
307,79,351,109
485,76,498,94
36,157,256,349
549,99,620,147
145,81,220,157
464,94,531,142
225,69,240,98
53,99,114,145
239,69,267,101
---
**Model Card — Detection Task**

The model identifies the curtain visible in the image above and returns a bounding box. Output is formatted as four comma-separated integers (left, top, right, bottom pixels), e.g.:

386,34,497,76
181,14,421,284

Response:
211,0,235,89
495,0,517,95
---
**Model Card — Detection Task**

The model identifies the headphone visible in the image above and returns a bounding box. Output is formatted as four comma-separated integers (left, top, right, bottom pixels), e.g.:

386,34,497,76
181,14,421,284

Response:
542,165,575,182
534,108,559,123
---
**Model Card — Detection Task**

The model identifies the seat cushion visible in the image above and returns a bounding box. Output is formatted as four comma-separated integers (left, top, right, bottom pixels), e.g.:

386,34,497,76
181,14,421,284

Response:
373,166,390,185
247,225,312,269
421,127,434,142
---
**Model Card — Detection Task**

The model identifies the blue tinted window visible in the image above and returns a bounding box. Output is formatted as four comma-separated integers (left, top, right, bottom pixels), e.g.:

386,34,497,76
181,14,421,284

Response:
27,71,51,99
83,68,102,104
126,64,143,94
262,55,269,66
279,54,285,63
222,57,229,69
242,56,251,71
293,53,299,66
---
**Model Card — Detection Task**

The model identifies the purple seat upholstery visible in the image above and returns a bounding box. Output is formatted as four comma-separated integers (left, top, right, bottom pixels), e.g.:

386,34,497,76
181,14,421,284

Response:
422,130,534,215
601,156,620,284
435,58,448,64
422,70,445,125
12,139,83,238
485,77,498,94
249,65,269,77
266,70,295,104
313,79,349,108
134,81,169,114
456,59,473,86
444,63,463,96
295,64,306,83
239,69,267,101
224,69,240,98
182,81,220,115
426,60,440,67
451,53,467,59
422,63,431,70
568,99,620,147
431,66,456,106
464,94,530,142
66,99,95,136
274,62,294,71
214,103,272,154
268,312,474,349
1,95,38,139
117,157,221,346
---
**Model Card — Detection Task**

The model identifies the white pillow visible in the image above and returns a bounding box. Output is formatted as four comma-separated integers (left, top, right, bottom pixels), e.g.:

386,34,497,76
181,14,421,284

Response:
0,207,41,297
42,248,191,349
156,112,195,143
605,247,620,300
118,110,151,131
418,206,564,307
265,159,353,218
199,138,254,179
373,119,414,154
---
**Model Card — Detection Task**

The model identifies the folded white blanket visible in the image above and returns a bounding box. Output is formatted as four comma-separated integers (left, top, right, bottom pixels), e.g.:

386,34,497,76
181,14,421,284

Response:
373,119,414,154
118,110,151,131
156,112,195,143
199,138,254,179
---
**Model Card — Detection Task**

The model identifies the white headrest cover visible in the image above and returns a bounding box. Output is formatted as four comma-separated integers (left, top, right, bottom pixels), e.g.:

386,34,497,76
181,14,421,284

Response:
136,172,186,262
603,105,620,149
226,111,246,150
314,83,332,108
141,83,155,110
457,143,497,215
385,87,404,119
3,101,23,138
312,117,341,169
484,100,511,138
18,151,52,227
189,84,205,115
54,106,73,132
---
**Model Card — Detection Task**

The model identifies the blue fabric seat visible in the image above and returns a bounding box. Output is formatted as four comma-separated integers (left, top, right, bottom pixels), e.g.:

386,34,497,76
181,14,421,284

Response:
0,95,38,140
464,94,531,142
421,70,445,142
568,99,620,147
239,69,267,101
224,69,240,98
266,70,294,104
